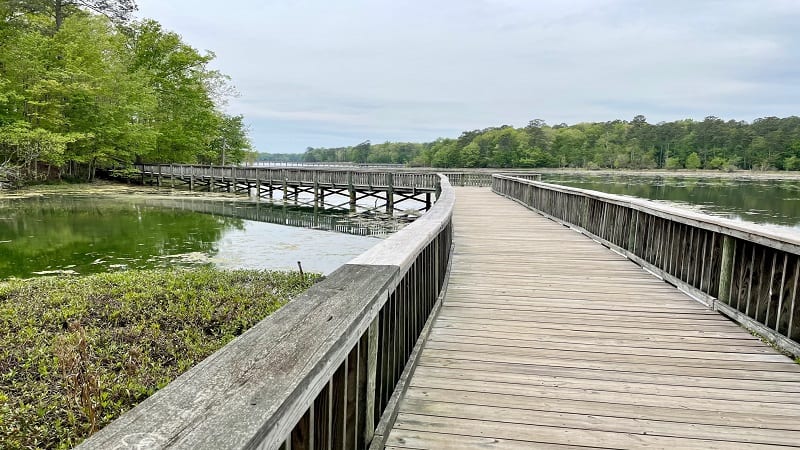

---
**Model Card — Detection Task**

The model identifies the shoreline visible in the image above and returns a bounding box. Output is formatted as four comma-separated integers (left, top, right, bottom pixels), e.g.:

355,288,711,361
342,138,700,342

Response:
534,168,800,181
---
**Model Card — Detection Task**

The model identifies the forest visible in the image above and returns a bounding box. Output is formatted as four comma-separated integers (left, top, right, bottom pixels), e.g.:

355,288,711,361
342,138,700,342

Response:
0,0,252,185
299,115,800,170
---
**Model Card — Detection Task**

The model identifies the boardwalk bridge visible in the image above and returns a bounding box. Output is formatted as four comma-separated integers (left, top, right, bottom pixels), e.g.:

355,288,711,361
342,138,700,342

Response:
81,168,800,449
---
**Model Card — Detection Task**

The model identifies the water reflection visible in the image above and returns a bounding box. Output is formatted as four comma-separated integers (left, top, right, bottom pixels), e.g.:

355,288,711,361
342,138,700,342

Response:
0,193,383,279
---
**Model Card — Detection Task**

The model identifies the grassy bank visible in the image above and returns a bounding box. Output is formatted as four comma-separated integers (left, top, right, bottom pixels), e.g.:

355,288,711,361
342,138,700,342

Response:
0,268,320,449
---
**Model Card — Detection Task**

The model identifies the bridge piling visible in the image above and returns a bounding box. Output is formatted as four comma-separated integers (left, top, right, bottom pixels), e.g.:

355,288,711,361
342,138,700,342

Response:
348,171,357,212
386,173,394,214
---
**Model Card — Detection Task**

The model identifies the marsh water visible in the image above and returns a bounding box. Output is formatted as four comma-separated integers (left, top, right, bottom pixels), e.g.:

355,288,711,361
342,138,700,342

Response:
0,187,387,279
542,174,800,235
5,175,800,280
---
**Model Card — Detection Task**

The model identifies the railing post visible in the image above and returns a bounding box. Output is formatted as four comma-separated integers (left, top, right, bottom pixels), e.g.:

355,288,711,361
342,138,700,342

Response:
628,210,638,253
348,171,356,212
386,173,394,214
364,316,380,444
718,235,735,305
313,171,319,210
582,197,589,229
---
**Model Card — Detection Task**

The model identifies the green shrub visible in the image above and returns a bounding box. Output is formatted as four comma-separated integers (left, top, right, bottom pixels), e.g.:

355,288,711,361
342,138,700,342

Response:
0,268,319,449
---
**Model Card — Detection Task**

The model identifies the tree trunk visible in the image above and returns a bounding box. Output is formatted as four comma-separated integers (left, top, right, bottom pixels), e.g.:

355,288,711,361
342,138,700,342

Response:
88,157,97,181
55,0,64,31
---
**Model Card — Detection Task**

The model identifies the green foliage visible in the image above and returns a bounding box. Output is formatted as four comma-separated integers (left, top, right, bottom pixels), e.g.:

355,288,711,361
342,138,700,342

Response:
0,268,319,448
0,4,251,185
302,115,800,171
665,156,682,169
685,152,701,169
706,156,727,170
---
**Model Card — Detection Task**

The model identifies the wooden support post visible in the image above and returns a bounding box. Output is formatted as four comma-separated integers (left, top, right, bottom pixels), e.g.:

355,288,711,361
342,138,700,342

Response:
189,175,194,191
293,186,299,205
156,175,162,187
209,176,215,192
386,173,394,215
313,172,319,209
170,164,175,187
348,171,356,213
282,177,288,203
718,235,735,305
256,178,262,200
425,192,431,210
364,317,379,445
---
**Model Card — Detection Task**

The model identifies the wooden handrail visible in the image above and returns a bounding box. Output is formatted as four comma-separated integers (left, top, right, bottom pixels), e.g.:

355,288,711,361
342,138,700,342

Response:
77,176,454,450
493,174,800,358
137,164,442,191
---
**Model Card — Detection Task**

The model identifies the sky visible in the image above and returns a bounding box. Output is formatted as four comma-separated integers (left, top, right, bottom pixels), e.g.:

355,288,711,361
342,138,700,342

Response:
134,0,800,154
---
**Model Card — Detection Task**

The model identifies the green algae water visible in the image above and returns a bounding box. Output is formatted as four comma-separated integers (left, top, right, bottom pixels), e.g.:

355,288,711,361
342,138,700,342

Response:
543,174,800,235
0,186,380,279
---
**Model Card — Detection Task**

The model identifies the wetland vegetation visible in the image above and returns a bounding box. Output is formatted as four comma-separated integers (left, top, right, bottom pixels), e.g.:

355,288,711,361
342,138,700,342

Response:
0,268,320,449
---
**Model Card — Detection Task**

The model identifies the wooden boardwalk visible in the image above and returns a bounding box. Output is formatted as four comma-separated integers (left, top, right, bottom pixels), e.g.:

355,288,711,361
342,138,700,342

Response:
384,187,800,449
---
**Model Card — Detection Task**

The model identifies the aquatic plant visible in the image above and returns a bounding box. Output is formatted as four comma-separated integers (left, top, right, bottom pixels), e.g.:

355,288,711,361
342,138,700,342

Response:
0,268,319,449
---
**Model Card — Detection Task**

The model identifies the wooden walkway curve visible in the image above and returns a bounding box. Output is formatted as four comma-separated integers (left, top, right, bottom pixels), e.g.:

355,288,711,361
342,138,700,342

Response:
384,187,800,449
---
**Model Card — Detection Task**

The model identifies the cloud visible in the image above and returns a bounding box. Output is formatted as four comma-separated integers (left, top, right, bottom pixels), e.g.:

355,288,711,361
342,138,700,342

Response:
135,0,800,152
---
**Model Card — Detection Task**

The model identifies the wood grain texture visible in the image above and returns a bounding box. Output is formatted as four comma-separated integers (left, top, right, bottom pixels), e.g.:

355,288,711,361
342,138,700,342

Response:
385,187,800,450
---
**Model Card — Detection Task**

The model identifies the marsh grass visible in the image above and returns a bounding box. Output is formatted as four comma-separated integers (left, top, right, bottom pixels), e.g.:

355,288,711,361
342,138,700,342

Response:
0,268,320,449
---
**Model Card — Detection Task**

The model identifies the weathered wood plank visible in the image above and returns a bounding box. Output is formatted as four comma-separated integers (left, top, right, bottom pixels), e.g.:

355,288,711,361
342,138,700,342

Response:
392,413,782,449
385,187,800,449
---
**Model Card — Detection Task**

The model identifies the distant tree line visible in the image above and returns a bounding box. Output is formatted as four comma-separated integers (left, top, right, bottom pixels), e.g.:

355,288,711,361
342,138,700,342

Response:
300,115,800,170
255,152,304,163
0,0,252,185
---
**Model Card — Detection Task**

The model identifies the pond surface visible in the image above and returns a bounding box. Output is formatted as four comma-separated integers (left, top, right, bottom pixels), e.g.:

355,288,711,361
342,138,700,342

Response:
542,174,800,235
0,187,384,279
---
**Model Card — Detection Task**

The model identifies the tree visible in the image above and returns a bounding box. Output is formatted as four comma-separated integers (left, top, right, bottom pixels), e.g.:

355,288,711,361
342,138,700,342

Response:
0,3,248,183
207,114,252,165
296,115,800,172
128,19,229,163
685,152,701,169
5,0,137,31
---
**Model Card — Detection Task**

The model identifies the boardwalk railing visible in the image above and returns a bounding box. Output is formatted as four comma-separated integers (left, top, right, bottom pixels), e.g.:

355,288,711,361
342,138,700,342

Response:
78,176,454,450
136,164,541,189
493,174,800,358
441,172,541,187
138,164,441,192
250,162,407,169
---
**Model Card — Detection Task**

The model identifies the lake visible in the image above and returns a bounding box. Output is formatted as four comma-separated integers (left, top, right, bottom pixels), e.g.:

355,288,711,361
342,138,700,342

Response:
542,173,800,236
0,186,389,279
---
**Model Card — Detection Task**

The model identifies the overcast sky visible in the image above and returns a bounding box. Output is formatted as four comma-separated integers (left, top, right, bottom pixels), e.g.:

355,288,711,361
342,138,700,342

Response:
134,0,800,153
